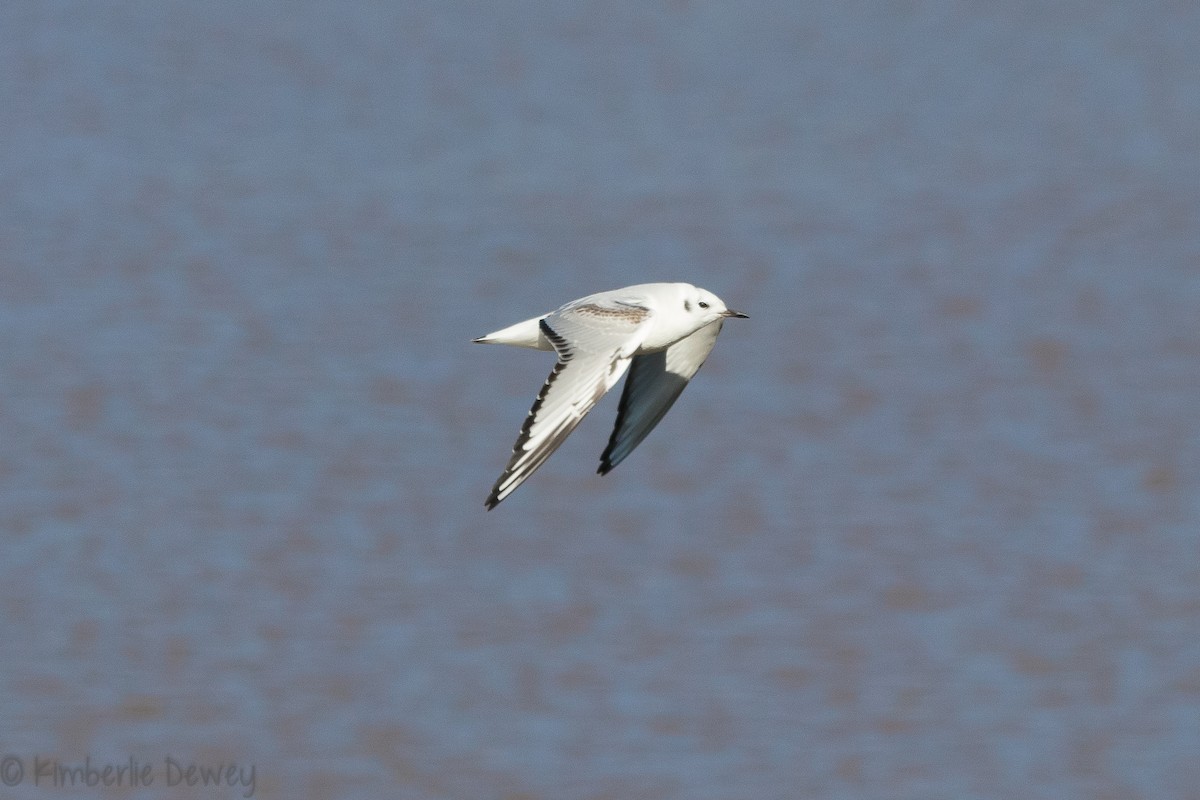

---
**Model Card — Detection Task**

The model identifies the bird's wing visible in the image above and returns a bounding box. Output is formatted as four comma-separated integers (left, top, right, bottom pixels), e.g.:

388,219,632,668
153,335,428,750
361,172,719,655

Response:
598,319,724,475
486,300,653,509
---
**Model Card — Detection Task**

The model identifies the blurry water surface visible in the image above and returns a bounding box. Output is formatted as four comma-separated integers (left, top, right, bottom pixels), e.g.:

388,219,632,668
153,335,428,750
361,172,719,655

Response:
2,2,1199,798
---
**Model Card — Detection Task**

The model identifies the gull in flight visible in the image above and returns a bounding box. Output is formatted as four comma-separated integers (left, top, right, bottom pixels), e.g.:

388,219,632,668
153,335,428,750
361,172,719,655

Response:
474,282,747,509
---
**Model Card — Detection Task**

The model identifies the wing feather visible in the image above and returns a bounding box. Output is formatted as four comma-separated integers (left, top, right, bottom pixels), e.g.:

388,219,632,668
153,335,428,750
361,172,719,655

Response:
485,302,652,509
597,320,724,474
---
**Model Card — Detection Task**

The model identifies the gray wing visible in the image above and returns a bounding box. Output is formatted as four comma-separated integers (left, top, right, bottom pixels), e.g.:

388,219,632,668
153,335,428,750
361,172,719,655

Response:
486,301,652,509
598,320,724,475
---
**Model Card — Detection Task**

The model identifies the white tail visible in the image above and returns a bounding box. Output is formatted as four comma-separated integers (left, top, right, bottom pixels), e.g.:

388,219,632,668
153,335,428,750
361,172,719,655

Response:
472,315,553,350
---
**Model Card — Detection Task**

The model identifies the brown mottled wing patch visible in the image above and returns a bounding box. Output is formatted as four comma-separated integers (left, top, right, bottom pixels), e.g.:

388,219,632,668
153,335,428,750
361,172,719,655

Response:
598,320,724,474
485,307,651,509
570,302,652,324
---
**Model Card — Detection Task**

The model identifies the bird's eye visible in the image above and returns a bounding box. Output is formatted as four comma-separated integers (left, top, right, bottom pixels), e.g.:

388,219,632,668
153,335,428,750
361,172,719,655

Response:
698,301,709,309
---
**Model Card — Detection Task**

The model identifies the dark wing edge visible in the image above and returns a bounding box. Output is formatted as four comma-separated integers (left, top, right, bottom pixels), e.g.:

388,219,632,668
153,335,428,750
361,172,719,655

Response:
486,358,575,509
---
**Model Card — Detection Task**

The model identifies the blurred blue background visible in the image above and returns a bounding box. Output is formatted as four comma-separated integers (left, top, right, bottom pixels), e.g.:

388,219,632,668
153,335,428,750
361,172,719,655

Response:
2,1,1199,798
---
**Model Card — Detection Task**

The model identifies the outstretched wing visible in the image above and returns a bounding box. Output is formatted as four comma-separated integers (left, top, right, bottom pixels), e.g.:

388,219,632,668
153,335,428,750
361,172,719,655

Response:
598,320,724,475
486,300,652,509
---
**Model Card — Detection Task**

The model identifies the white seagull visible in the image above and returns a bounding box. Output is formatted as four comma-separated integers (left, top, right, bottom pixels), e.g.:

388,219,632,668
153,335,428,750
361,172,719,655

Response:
474,282,747,509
